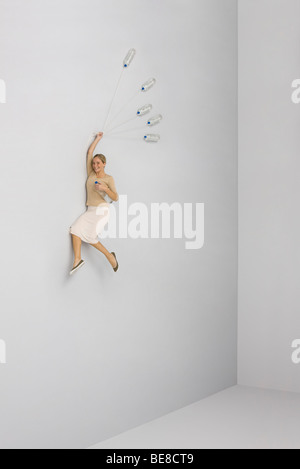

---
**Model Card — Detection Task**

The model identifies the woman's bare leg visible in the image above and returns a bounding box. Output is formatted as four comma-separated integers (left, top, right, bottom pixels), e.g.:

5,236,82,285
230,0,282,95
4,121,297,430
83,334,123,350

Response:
71,234,82,267
91,241,117,268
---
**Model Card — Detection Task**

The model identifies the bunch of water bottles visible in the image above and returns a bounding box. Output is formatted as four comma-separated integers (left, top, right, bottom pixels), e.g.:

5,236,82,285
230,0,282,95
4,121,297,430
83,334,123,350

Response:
103,49,163,143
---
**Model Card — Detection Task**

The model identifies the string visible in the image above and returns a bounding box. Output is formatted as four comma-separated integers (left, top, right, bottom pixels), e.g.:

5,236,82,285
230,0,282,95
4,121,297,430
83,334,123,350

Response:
105,134,141,141
105,115,138,134
106,125,147,136
103,68,125,132
105,90,140,132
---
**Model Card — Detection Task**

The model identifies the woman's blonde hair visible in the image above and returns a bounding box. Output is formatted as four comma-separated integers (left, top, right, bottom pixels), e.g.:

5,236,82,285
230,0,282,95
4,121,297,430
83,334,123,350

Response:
93,154,106,165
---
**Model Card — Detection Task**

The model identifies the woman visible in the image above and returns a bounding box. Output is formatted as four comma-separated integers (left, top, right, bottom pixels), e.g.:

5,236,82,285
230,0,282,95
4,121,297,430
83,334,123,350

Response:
69,132,119,275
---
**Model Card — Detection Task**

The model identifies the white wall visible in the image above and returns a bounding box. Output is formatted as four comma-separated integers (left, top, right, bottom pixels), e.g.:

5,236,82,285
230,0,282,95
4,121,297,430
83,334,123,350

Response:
0,0,237,448
238,0,300,392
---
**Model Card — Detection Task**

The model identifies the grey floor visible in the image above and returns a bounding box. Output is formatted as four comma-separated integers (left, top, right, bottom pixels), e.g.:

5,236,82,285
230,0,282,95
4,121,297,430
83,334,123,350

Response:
89,386,300,449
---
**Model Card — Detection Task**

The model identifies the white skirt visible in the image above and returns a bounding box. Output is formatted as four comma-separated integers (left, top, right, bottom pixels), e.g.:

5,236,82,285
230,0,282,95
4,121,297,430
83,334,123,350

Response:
69,204,110,244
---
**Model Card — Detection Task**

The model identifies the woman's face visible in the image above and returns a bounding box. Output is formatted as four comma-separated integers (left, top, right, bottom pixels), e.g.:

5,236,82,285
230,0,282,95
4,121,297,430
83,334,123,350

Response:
93,158,105,173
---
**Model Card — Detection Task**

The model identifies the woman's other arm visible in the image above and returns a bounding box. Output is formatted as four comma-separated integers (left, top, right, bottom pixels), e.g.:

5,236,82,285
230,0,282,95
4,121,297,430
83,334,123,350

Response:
87,132,103,176
106,176,119,202
96,177,119,202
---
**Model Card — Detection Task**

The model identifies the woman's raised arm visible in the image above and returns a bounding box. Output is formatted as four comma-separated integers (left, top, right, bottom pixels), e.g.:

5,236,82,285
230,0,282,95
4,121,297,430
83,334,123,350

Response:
87,132,104,176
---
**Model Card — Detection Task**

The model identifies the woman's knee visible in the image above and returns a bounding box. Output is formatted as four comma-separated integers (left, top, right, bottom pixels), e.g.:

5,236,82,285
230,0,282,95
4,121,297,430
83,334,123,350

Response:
72,234,82,242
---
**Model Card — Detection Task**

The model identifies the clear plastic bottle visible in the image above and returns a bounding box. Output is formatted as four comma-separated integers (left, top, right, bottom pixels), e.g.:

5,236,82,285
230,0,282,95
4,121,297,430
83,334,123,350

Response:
144,134,160,143
137,104,153,116
147,115,163,126
123,49,136,68
95,182,112,203
141,78,156,92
